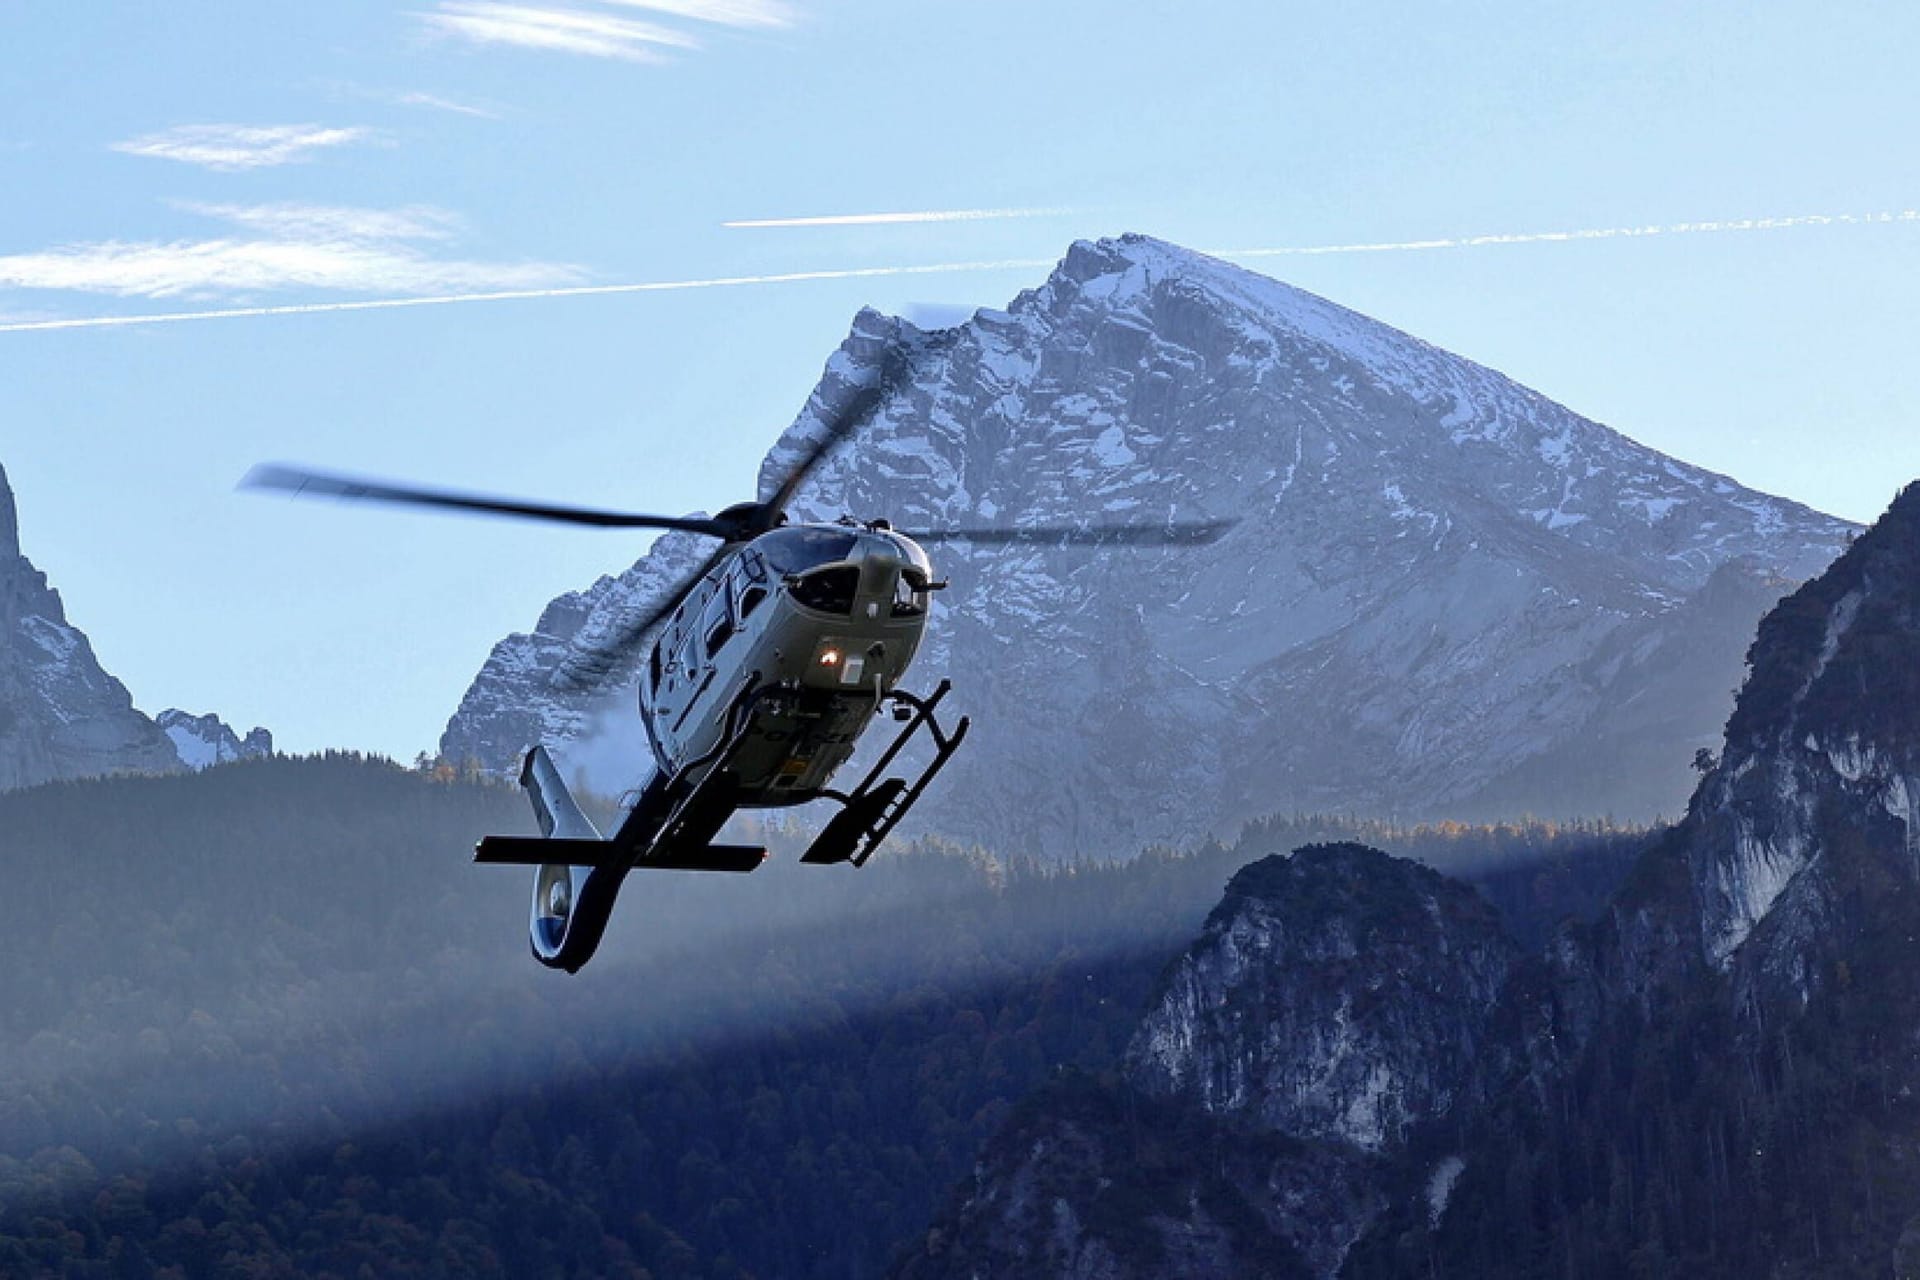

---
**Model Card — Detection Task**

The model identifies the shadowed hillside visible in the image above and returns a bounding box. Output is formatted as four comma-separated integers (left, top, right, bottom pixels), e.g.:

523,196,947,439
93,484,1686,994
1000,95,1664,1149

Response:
0,755,1641,1277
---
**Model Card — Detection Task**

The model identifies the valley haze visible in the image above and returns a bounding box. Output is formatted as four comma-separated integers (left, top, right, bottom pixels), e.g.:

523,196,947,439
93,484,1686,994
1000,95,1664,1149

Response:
2,234,1914,1280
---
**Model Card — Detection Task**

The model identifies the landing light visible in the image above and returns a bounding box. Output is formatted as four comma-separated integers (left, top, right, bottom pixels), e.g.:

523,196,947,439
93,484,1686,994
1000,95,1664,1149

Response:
819,648,841,666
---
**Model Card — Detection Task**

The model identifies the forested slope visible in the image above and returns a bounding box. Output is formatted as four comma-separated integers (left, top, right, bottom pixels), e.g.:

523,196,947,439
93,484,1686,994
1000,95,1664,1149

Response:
0,756,1642,1277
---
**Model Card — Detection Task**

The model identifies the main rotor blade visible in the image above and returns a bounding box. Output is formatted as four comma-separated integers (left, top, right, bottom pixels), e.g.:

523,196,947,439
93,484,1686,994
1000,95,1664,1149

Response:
899,518,1238,547
242,464,732,538
761,344,912,520
553,544,733,692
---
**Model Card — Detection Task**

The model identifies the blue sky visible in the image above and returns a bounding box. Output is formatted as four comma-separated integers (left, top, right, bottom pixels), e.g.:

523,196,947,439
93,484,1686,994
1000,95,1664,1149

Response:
3,1,1918,760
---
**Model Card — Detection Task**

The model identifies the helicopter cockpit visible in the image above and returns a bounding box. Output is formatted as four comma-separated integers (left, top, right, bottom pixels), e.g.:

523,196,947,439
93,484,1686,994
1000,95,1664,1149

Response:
757,524,934,619
756,525,859,574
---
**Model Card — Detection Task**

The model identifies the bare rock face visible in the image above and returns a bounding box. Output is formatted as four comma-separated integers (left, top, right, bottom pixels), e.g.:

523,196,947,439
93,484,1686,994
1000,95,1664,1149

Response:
1343,479,1920,1278
0,463,180,791
897,845,1522,1280
1126,843,1518,1153
895,1079,1381,1280
446,235,1852,856
1685,482,1920,989
157,710,273,771
907,484,1920,1280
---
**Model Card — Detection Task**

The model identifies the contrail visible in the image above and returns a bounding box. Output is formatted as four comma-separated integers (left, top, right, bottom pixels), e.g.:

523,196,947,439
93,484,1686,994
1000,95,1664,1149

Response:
723,207,1072,229
1212,209,1920,258
4,209,1913,335
0,258,1054,334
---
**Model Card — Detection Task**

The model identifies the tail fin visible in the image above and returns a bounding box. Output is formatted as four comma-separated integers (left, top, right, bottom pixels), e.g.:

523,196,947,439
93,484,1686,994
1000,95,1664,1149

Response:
519,745,602,841
506,746,619,974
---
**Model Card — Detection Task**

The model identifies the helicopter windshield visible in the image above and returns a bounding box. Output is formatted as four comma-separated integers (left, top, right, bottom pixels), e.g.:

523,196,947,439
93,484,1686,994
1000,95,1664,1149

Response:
756,526,859,575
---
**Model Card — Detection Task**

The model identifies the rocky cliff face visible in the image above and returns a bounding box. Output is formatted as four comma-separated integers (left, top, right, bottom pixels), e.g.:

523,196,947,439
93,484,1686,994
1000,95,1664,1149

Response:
445,235,1851,856
899,844,1524,1280
1353,480,1920,1278
1684,488,1920,982
901,1078,1384,1280
0,463,180,791
1127,845,1517,1153
157,710,273,771
907,482,1920,1278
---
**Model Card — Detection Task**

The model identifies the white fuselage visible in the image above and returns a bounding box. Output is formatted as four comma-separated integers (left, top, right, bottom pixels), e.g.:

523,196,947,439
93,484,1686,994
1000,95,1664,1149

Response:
637,523,934,804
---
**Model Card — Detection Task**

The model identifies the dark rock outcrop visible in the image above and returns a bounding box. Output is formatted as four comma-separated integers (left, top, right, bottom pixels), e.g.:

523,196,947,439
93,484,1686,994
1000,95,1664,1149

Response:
899,844,1524,1279
1127,844,1518,1152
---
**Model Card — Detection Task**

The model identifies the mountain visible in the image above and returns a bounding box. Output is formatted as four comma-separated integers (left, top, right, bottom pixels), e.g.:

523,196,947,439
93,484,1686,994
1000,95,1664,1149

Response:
156,709,273,770
443,235,1853,856
897,843,1521,1279
902,480,1920,1279
0,462,179,790
1126,844,1519,1154
1357,479,1920,1277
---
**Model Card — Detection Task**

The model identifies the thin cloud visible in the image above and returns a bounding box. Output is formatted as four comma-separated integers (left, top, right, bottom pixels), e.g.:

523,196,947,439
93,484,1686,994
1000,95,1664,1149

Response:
175,201,464,243
418,3,698,61
316,79,508,120
110,123,375,171
395,90,504,119
599,0,796,26
0,202,580,301
1212,210,1920,258
6,206,1915,335
724,207,1073,229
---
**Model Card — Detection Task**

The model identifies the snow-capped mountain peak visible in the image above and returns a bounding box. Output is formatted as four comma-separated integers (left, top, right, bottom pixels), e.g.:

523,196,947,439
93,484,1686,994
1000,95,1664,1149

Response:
446,236,1853,856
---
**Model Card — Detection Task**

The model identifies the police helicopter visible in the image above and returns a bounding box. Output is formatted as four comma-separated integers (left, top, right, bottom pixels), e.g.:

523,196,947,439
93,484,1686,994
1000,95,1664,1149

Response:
245,352,1232,972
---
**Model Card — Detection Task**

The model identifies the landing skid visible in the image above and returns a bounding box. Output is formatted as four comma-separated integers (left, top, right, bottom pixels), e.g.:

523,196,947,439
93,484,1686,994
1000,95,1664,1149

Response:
801,679,969,868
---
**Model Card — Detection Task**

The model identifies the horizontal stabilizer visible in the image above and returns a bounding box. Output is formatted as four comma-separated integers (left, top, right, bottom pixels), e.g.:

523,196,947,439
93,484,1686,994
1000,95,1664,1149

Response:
641,843,767,873
474,836,766,873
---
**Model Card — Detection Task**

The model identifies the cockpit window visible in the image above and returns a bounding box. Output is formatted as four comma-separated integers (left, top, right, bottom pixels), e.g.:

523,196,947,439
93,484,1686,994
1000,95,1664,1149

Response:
702,591,734,659
756,526,859,576
790,565,859,615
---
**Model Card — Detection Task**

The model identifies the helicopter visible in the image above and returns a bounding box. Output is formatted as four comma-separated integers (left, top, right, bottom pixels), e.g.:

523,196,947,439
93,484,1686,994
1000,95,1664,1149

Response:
246,351,1233,972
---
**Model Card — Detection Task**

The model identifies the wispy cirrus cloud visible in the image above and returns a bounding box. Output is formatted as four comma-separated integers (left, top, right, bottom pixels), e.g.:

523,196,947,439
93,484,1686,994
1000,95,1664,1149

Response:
417,3,698,61
725,207,1073,229
177,201,466,243
0,201,580,300
596,0,796,27
395,90,504,119
316,79,508,120
110,123,376,171
1211,210,1920,258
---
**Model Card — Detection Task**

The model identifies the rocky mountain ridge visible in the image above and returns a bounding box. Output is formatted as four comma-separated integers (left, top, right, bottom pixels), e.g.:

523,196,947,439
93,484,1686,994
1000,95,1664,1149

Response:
157,709,273,771
900,480,1920,1278
444,235,1854,856
899,842,1523,1278
0,462,181,791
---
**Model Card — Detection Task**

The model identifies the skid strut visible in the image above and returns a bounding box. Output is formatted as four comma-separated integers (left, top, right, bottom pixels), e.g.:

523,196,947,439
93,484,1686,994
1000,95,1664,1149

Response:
802,679,970,868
